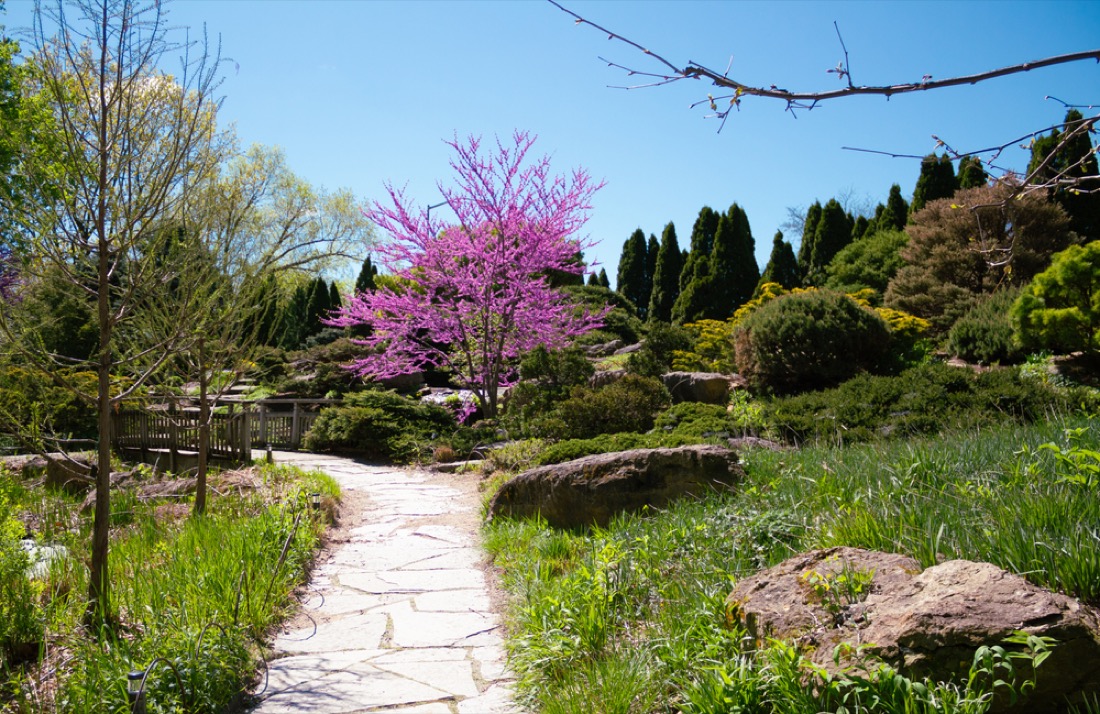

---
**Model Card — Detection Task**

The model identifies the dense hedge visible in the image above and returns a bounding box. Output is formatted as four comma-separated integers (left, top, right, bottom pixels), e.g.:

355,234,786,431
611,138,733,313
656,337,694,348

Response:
532,374,671,441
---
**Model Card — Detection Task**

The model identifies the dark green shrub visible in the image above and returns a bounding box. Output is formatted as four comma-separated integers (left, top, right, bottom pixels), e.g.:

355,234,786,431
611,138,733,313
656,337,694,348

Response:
734,290,891,395
765,362,1069,445
0,365,98,443
626,321,693,378
947,288,1026,364
540,375,671,441
564,284,643,346
303,390,455,462
275,338,366,398
504,346,594,437
653,402,736,438
534,431,705,466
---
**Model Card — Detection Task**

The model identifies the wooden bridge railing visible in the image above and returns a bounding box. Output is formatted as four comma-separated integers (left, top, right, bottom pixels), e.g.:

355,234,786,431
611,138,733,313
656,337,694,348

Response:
111,398,338,465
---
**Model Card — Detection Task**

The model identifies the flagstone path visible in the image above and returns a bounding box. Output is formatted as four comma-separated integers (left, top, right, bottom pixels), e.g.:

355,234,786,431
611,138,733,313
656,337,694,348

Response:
250,452,519,714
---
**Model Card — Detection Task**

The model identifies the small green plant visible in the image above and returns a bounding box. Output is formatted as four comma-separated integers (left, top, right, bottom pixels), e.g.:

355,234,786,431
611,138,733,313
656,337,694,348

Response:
800,556,876,622
1038,426,1100,487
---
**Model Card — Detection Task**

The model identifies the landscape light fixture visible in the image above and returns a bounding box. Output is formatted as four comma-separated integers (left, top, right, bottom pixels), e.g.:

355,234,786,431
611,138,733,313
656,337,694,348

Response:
127,670,147,714
310,492,321,510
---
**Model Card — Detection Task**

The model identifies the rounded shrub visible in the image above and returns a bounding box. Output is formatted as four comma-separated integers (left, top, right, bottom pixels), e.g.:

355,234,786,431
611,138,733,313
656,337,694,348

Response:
733,290,891,395
303,390,455,462
947,288,1025,364
541,374,671,440
1012,240,1100,354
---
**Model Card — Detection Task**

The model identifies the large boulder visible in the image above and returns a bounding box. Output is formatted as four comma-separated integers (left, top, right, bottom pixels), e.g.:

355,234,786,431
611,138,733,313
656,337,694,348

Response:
487,444,742,529
727,547,1100,713
660,371,738,404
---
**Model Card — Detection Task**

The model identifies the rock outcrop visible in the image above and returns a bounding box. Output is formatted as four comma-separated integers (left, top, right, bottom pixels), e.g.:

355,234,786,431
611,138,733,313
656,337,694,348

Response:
660,371,738,404
487,444,742,529
727,547,1100,713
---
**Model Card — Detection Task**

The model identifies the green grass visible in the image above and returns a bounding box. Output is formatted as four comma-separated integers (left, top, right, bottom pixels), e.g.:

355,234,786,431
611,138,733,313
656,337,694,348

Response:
483,415,1100,713
0,461,336,712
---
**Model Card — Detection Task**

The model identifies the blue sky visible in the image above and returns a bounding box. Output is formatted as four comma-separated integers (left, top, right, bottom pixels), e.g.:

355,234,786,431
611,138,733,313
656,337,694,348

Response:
4,0,1099,286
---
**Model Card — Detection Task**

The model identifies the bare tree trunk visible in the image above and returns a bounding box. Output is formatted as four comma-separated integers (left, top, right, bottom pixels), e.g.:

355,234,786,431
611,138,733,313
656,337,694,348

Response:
195,337,209,516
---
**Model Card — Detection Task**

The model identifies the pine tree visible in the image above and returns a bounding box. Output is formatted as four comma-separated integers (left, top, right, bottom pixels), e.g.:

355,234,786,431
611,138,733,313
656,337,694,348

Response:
587,271,600,287
852,215,871,242
757,231,800,292
304,277,330,340
956,156,988,189
797,201,823,282
598,268,610,289
806,198,852,286
355,255,378,294
648,221,682,323
879,184,909,231
616,228,649,316
1028,109,1100,241
644,233,659,313
329,281,342,312
280,283,310,350
910,153,957,215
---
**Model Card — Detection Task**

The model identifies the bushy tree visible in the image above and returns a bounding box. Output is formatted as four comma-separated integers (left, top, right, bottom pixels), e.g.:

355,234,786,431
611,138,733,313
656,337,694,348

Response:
1012,240,1100,353
824,229,908,297
648,221,682,322
757,231,800,292
331,132,606,418
886,183,1073,333
947,288,1026,364
733,290,891,395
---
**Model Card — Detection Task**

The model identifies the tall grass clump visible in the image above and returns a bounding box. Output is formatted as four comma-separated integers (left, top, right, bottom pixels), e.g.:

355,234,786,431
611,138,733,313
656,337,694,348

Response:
485,415,1099,712
0,461,336,712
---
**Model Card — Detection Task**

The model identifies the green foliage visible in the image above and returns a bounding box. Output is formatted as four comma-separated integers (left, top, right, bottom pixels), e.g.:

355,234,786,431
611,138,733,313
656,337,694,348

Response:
0,366,99,443
354,254,378,294
734,290,891,395
1012,240,1100,353
756,230,800,293
0,489,42,669
652,401,748,438
625,320,693,377
1028,109,1100,242
303,390,456,462
764,362,1069,445
957,156,989,190
671,319,735,373
505,346,594,436
805,198,854,286
878,183,910,232
616,228,650,319
274,337,365,398
533,430,704,467
797,200,823,282
910,152,958,215
824,229,908,296
948,288,1026,364
562,284,642,346
536,374,671,441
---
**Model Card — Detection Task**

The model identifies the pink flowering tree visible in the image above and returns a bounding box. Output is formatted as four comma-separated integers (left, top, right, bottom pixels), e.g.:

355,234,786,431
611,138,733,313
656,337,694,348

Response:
329,132,607,419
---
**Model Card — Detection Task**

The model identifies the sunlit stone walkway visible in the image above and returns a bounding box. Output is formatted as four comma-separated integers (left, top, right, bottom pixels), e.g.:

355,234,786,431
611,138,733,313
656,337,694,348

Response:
250,452,517,714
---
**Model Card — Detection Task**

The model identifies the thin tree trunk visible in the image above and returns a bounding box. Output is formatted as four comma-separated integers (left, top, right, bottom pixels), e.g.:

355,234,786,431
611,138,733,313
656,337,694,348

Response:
195,337,209,516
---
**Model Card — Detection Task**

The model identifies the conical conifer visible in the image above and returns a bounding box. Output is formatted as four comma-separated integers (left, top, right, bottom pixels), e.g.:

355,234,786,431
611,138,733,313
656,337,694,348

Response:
910,153,957,215
757,231,800,292
648,221,682,323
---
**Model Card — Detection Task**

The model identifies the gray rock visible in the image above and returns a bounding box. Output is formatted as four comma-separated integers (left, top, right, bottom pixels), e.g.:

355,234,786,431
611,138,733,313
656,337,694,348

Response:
589,369,627,389
727,547,1100,713
583,339,623,357
487,444,742,529
661,371,735,404
45,456,95,494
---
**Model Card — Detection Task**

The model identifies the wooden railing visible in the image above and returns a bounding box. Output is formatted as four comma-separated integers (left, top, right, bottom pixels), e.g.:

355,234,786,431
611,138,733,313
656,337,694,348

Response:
111,398,338,466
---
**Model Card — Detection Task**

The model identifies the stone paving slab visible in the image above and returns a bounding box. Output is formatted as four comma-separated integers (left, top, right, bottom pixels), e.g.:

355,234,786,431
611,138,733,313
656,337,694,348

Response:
250,452,519,714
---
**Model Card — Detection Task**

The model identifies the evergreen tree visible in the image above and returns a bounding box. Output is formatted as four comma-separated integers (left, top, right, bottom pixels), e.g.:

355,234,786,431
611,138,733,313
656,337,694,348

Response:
956,156,988,189
280,283,310,350
879,184,909,231
757,231,801,292
355,255,378,294
713,203,759,313
644,233,659,312
304,277,331,339
910,153,957,215
852,215,871,242
587,271,600,287
1028,109,1100,241
806,198,852,286
679,206,719,292
598,268,610,288
616,228,649,317
648,221,683,323
329,281,342,312
797,200,823,281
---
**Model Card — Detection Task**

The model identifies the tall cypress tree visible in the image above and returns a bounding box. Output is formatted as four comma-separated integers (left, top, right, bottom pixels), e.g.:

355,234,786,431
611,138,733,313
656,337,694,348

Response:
797,201,823,282
910,153,957,215
597,268,610,289
644,233,659,313
712,203,759,313
679,206,719,292
648,221,682,323
616,228,649,317
757,231,800,292
280,283,310,350
807,198,852,286
587,271,600,287
328,281,342,312
879,184,909,231
355,255,378,294
956,156,988,189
